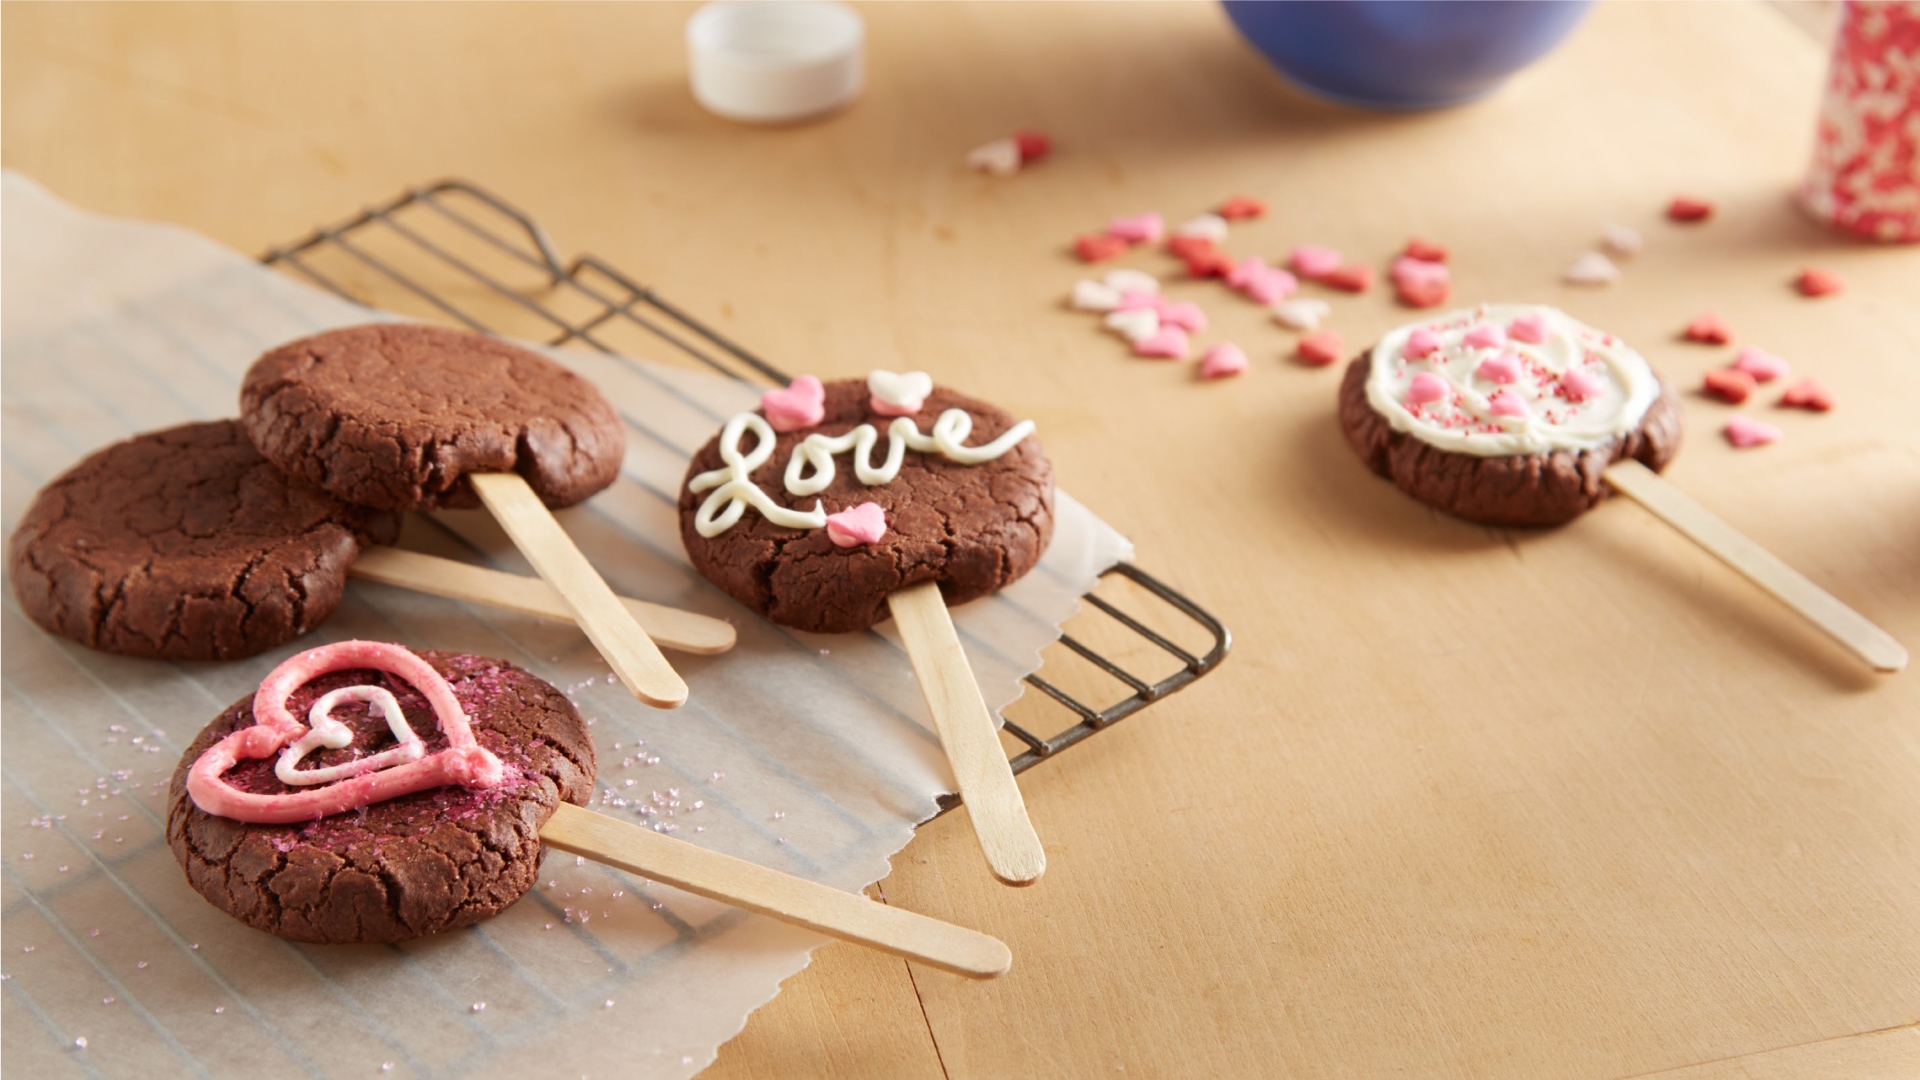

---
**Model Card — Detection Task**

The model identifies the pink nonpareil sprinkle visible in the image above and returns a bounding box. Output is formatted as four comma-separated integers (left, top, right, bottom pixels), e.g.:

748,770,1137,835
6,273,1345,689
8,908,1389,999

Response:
1402,328,1443,359
1199,343,1249,379
1724,415,1782,448
1731,346,1789,383
1406,372,1449,405
1287,244,1342,279
1133,326,1191,360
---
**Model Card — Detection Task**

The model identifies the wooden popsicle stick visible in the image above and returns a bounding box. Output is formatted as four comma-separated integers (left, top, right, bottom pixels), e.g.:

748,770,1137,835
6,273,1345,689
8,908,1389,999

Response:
887,580,1046,886
1604,460,1907,673
540,802,1011,979
348,546,736,655
468,472,690,707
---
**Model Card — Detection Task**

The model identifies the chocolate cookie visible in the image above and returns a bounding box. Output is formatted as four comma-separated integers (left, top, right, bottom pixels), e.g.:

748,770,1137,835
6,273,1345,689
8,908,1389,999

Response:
239,323,625,512
167,648,594,944
1338,304,1684,528
7,420,400,661
679,378,1053,633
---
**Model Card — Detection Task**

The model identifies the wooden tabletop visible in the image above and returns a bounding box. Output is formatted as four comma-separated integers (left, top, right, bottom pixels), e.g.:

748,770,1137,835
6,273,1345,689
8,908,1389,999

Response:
6,2,1917,1077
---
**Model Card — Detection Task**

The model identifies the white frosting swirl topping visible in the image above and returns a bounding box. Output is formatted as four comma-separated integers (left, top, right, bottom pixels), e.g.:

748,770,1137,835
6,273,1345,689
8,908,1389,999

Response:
1365,304,1659,457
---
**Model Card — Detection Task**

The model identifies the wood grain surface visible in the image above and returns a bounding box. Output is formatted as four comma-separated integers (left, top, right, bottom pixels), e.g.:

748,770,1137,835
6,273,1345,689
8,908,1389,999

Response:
5,2,1916,1078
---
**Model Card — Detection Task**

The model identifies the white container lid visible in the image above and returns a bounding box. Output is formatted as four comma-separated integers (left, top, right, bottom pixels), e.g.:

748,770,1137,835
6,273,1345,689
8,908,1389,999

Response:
686,1,865,124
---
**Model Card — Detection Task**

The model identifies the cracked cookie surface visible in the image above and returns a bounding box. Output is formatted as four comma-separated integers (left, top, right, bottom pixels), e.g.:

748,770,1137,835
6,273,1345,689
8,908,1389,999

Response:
167,649,595,944
678,379,1054,633
7,420,400,660
240,323,625,511
1338,356,1685,528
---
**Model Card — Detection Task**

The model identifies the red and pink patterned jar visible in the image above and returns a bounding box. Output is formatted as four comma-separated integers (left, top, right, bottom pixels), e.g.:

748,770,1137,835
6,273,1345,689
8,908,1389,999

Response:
1800,1,1920,242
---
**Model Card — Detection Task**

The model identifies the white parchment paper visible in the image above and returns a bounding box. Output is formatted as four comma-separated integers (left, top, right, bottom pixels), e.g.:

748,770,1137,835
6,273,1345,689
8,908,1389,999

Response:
0,172,1131,1080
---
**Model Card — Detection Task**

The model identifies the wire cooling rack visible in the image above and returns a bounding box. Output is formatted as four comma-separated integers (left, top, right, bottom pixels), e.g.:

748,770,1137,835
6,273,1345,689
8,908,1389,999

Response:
262,179,1230,815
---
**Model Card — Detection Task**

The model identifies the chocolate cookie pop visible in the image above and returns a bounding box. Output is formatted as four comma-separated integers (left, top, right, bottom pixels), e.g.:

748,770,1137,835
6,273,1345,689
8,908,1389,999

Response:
170,639,1010,975
679,371,1054,884
239,323,690,706
1340,303,1903,672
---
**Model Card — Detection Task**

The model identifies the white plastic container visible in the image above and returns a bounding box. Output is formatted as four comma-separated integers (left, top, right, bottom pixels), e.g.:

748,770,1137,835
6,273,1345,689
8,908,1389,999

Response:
686,1,865,124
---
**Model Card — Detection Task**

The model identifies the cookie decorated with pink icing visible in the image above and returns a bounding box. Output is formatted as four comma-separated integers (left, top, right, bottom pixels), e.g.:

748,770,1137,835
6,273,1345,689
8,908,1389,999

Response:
1339,304,1684,527
167,641,594,944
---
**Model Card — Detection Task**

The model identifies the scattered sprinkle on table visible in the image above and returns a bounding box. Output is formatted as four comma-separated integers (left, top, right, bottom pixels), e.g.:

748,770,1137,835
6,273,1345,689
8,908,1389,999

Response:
1724,415,1782,447
1683,312,1735,345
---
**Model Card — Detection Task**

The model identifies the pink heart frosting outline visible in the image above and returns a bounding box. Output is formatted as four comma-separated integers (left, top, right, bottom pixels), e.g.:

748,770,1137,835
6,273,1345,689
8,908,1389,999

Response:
762,374,827,432
186,640,506,825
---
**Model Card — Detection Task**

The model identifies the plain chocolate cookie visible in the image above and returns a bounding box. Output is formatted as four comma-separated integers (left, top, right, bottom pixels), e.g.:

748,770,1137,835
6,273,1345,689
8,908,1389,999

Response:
1339,357,1685,528
167,649,595,944
679,380,1054,633
239,323,625,512
8,420,400,661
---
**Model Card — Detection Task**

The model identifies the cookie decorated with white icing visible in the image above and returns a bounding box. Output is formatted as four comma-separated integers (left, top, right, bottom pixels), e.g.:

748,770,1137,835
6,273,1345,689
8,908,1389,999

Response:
1339,304,1683,527
678,373,1053,633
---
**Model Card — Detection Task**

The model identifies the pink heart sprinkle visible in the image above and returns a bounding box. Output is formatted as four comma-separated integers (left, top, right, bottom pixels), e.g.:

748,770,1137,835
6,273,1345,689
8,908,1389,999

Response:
1105,212,1165,244
1225,256,1268,289
1133,326,1191,360
1117,289,1160,312
1406,372,1449,405
1724,415,1782,449
1159,301,1208,333
1403,328,1443,360
825,502,888,547
1560,368,1605,402
1476,353,1521,384
1731,346,1789,383
1463,324,1507,350
1488,390,1529,418
1244,268,1298,305
760,374,827,432
1199,343,1249,379
1390,256,1448,288
1508,314,1550,344
1287,244,1342,279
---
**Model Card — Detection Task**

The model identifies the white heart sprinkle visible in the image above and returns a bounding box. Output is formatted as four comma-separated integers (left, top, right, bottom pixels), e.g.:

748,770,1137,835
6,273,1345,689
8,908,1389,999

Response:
1174,213,1229,242
1103,307,1161,343
866,369,934,408
1600,224,1643,256
1562,250,1619,285
1070,280,1123,312
1271,298,1331,331
965,137,1020,177
1102,268,1160,295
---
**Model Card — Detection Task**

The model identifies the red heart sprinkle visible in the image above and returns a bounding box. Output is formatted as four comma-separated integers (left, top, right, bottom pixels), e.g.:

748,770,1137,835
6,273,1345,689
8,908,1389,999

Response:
1296,331,1345,367
1075,234,1128,263
1167,234,1217,260
1668,196,1714,222
1683,312,1734,345
1395,275,1450,309
1218,195,1266,220
1012,130,1051,163
1402,238,1449,263
1184,249,1236,279
1321,265,1375,293
1779,378,1834,411
1703,368,1756,404
1796,267,1845,297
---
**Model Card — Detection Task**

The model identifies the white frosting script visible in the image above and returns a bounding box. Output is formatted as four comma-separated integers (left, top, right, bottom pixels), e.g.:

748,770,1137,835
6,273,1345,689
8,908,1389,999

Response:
688,409,1037,538
1364,303,1659,456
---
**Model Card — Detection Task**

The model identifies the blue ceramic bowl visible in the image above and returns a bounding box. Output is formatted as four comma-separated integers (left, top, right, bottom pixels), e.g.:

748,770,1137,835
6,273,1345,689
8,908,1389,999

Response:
1221,0,1594,111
